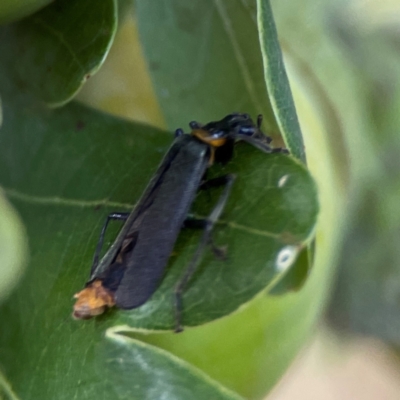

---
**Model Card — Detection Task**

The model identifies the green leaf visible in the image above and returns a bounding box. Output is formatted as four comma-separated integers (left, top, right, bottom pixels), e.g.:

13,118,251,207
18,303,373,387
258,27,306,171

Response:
0,0,117,106
103,328,244,400
135,0,278,135
257,0,306,163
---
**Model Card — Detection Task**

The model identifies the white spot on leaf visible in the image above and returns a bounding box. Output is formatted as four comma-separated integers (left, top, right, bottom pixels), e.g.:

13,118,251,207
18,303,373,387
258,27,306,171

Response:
278,174,289,188
275,245,298,273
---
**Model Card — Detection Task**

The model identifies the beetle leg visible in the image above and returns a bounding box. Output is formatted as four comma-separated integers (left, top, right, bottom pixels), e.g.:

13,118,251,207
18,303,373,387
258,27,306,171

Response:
183,218,227,260
198,175,232,191
271,147,290,154
91,212,130,276
174,174,236,333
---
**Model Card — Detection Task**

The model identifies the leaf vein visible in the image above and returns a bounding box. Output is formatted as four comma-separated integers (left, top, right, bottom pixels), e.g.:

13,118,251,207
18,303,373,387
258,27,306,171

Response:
4,188,282,238
32,17,86,73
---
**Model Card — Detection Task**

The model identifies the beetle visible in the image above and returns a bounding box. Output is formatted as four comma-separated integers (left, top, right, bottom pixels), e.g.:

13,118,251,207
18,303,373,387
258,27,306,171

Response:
72,113,287,331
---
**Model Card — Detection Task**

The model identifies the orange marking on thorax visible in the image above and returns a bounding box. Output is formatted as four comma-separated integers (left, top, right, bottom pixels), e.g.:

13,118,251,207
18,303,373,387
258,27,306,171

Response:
191,129,227,147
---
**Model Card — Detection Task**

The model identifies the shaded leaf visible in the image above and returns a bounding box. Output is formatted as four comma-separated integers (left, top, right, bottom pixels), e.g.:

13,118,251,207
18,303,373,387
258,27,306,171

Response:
0,0,117,106
135,0,278,135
